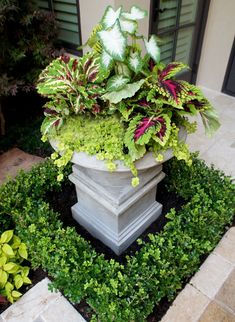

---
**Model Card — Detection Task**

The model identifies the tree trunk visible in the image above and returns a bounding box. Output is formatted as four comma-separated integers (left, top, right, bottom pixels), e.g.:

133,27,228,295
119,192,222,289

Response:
0,103,6,135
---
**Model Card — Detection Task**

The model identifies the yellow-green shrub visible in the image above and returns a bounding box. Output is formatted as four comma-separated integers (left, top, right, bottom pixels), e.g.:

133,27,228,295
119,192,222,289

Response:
0,230,31,303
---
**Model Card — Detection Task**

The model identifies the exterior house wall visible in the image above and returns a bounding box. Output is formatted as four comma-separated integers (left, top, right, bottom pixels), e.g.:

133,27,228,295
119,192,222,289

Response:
196,0,235,91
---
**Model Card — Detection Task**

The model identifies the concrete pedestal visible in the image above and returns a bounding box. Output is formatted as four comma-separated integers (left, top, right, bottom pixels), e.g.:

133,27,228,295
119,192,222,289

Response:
68,151,171,255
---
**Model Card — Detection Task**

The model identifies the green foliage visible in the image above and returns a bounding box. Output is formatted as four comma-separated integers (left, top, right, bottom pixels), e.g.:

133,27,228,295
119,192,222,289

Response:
0,157,234,319
0,0,58,97
0,230,31,303
37,5,220,185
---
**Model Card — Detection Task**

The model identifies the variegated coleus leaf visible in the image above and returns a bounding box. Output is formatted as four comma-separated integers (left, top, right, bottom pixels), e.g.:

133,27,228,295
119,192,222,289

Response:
101,6,122,29
98,21,127,61
158,62,188,81
82,53,110,83
121,6,147,20
119,18,137,34
106,75,130,92
41,116,63,136
133,114,171,146
128,51,143,73
37,56,81,96
144,35,161,63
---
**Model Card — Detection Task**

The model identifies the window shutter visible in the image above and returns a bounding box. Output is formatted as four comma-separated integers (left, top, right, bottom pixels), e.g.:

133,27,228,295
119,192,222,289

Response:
35,0,81,47
53,0,80,46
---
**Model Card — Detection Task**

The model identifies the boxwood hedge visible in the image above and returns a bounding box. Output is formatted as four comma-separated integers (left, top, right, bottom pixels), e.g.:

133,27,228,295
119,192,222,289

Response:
0,155,234,321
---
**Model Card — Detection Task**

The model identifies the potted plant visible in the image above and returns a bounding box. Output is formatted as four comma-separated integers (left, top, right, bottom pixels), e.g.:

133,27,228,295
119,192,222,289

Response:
37,5,219,254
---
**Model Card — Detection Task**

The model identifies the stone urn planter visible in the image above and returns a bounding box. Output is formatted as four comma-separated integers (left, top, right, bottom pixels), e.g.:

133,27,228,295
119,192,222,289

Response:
50,129,186,255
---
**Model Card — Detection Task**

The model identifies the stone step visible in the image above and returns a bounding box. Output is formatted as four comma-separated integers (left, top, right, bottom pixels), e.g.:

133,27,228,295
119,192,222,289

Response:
0,148,44,185
0,278,85,322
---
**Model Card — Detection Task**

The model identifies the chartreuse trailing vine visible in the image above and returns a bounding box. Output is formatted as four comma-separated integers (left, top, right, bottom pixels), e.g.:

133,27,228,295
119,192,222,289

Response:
37,5,220,184
0,157,234,320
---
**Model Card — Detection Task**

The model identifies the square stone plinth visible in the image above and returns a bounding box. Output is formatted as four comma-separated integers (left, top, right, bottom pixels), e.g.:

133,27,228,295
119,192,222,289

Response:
0,148,43,184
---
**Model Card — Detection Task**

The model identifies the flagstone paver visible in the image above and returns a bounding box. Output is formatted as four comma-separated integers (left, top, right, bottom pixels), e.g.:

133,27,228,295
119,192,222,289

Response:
215,269,235,314
198,301,235,322
214,227,235,265
0,278,85,322
0,148,43,184
190,253,234,299
160,284,210,322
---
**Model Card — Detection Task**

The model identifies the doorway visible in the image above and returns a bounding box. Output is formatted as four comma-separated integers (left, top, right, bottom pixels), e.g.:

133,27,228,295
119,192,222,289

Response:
222,37,235,97
149,0,210,83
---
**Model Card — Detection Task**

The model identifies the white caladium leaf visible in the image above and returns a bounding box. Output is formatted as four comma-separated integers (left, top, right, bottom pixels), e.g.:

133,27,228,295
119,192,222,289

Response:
102,79,145,104
144,35,161,63
101,6,122,29
128,51,143,73
100,50,113,70
119,18,137,34
98,21,127,61
106,75,130,92
121,6,147,21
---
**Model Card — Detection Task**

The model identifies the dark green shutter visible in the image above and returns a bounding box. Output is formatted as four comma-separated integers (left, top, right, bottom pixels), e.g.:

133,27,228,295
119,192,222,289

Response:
35,0,81,46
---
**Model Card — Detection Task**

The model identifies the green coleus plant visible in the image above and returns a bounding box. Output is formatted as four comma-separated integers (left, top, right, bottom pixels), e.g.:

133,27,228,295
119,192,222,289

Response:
0,230,31,303
37,5,220,184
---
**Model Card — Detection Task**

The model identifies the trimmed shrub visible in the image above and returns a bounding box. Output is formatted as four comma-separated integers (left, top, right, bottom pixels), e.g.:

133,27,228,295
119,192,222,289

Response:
0,156,234,321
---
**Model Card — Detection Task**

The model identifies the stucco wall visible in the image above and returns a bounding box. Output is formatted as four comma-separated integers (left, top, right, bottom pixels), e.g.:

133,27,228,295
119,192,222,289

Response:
196,0,235,91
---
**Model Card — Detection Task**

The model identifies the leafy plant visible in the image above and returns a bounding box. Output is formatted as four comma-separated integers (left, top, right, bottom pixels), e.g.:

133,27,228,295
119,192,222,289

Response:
37,5,220,184
0,157,234,319
0,0,59,135
0,230,31,303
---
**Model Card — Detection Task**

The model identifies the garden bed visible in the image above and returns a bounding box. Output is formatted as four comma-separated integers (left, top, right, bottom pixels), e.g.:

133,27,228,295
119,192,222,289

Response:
0,156,234,321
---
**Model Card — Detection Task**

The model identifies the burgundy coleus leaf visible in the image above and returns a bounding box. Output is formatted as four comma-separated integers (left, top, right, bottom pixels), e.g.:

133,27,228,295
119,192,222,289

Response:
72,59,78,71
61,55,70,64
148,58,156,72
44,108,58,116
84,58,93,73
134,114,171,146
160,79,183,103
138,98,150,107
155,116,167,142
158,62,187,81
134,117,155,141
88,70,98,82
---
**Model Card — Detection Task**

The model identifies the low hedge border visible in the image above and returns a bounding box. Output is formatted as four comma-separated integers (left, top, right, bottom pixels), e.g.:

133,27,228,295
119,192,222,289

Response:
0,155,234,321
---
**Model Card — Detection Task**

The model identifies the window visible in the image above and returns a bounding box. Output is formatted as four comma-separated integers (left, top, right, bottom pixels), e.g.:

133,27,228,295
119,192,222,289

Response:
36,0,82,53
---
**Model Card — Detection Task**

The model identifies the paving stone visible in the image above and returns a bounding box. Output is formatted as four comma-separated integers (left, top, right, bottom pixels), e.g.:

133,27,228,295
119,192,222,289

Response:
40,296,86,322
160,284,210,322
198,301,235,322
0,278,60,322
215,268,235,314
214,228,235,265
190,253,233,299
0,148,44,184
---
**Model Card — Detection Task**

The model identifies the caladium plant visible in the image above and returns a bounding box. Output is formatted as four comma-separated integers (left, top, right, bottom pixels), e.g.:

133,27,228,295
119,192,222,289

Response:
37,4,220,184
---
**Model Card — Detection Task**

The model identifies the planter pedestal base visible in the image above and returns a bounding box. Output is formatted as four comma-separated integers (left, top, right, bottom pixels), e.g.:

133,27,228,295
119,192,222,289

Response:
69,162,165,255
